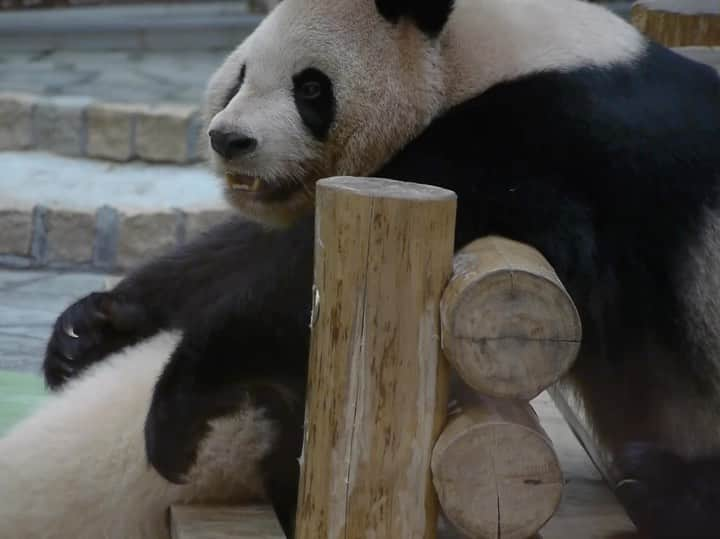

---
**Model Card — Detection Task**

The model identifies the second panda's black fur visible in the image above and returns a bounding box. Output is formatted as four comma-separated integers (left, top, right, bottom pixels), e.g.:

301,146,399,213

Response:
44,11,720,539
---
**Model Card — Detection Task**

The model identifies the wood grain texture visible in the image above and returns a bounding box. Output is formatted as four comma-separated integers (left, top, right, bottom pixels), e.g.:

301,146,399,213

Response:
632,0,720,46
169,394,635,539
440,236,582,400
437,392,636,539
531,392,637,539
547,385,618,485
170,505,284,539
295,177,457,539
431,393,563,539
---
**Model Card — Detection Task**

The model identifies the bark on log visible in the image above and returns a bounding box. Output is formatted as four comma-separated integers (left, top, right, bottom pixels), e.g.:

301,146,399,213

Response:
632,0,720,46
295,177,457,539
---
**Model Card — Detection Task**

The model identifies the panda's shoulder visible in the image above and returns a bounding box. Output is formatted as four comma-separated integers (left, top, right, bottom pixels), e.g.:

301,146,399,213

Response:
436,43,720,150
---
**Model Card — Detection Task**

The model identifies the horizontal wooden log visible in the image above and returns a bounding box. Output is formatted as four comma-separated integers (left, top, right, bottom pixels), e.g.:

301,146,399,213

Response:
431,387,563,539
440,236,582,400
295,177,457,539
632,0,720,46
169,505,284,539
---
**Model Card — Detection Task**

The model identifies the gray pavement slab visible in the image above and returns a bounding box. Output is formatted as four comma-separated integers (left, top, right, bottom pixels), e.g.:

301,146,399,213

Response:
0,2,261,53
0,50,230,105
0,269,107,373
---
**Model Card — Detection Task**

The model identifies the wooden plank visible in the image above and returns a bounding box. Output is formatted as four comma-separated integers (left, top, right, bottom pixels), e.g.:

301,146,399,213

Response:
170,505,284,539
171,390,634,539
547,385,618,484
632,0,720,46
534,391,635,539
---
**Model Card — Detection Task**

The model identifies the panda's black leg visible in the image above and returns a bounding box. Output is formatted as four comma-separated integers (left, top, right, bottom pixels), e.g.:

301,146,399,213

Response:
143,307,309,485
615,442,720,538
258,402,304,538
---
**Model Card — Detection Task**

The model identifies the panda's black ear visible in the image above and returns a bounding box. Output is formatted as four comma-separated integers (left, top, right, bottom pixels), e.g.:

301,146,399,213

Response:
375,0,454,37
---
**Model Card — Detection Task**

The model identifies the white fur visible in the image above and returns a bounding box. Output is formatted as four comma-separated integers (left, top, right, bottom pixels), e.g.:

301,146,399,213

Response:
203,0,645,224
0,332,274,539
442,0,645,105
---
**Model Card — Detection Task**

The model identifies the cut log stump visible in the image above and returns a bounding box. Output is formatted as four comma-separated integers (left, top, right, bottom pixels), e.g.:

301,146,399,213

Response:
632,0,720,46
431,392,563,539
440,236,581,400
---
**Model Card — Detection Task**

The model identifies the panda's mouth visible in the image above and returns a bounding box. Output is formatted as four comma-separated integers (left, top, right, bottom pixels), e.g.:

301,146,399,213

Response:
225,174,301,201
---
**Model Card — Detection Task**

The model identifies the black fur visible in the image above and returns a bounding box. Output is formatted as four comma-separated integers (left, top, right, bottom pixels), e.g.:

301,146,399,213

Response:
614,443,720,538
292,67,335,140
375,0,455,36
223,63,246,108
45,42,720,537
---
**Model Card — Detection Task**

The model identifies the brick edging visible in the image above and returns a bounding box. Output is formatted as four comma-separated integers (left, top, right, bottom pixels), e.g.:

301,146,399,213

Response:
0,205,233,272
0,92,206,165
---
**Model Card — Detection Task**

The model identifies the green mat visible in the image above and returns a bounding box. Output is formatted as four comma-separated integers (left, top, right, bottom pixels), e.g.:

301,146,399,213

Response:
0,370,48,435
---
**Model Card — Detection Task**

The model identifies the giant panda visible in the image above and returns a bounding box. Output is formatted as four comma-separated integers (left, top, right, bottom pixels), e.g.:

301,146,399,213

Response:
0,332,277,539
17,0,720,537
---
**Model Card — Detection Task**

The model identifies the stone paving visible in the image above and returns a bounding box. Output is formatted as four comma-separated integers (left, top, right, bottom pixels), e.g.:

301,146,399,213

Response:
0,151,232,272
0,50,229,105
0,268,107,373
0,268,110,433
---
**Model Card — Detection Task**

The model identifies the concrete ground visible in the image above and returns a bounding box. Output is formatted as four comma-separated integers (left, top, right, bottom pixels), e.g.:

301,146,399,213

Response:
0,268,109,433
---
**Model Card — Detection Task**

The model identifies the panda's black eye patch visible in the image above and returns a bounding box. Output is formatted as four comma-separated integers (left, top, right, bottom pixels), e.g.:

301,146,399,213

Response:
223,63,246,108
293,68,335,141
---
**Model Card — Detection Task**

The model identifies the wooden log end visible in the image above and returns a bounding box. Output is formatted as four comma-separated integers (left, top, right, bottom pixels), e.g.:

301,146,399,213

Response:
441,236,582,400
317,176,457,202
431,400,564,539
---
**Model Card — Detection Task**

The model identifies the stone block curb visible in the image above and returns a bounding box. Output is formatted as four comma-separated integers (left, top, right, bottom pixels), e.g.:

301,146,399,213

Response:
0,205,235,273
0,92,207,165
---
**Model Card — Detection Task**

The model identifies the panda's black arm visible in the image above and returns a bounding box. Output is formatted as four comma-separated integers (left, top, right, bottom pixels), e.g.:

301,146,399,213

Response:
143,297,311,538
43,215,315,390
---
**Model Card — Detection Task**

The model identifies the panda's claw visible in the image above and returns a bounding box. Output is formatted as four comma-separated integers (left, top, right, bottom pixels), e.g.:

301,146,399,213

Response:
43,291,151,390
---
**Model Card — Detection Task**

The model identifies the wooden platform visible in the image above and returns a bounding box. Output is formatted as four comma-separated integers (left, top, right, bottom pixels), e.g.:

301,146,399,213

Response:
170,391,636,539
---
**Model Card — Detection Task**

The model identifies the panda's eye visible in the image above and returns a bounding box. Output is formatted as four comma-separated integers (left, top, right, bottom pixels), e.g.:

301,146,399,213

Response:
299,81,322,100
293,67,335,141
223,63,246,108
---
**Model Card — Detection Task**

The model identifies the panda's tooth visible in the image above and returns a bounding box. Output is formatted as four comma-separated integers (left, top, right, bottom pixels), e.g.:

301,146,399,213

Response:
251,178,262,191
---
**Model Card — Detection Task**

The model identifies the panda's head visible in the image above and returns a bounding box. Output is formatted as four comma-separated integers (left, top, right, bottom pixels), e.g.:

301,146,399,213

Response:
203,0,455,225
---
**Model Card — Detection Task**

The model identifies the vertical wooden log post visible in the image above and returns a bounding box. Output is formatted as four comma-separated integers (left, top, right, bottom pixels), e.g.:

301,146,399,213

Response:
295,177,457,539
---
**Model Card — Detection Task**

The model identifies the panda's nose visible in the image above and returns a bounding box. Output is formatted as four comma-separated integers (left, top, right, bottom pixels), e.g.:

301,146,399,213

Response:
209,129,258,159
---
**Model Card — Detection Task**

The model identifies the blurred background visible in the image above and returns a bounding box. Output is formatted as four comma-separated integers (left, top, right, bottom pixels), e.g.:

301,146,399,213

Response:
0,0,715,432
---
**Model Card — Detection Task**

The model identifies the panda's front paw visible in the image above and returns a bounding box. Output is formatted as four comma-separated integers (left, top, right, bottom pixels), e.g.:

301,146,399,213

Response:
615,442,720,538
43,292,150,390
